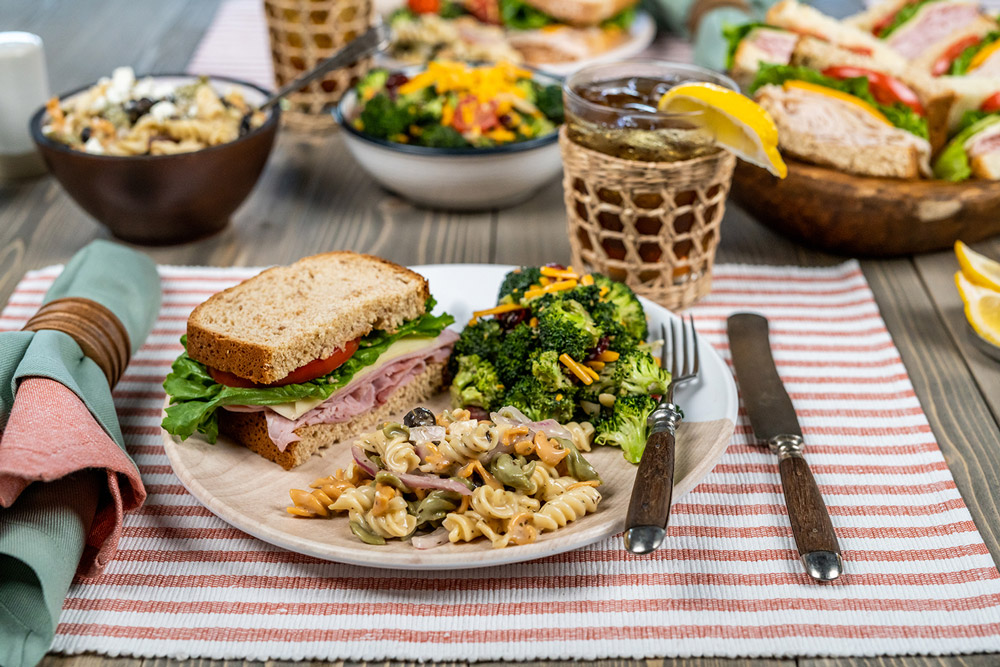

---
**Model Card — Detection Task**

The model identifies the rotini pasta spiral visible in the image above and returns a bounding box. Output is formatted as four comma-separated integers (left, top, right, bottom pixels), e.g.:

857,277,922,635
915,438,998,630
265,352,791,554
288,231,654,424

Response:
443,510,485,542
329,484,376,521
533,485,602,532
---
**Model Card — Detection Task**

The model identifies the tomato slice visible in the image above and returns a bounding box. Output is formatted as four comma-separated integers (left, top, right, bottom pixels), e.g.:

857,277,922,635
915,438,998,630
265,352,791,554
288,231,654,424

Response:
407,0,440,13
981,92,1000,113
821,66,925,116
932,35,982,76
208,338,360,388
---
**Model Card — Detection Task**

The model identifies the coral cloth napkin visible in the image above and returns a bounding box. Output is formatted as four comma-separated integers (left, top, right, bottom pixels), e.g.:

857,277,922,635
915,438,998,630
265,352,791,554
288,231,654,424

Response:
0,260,997,662
0,241,160,667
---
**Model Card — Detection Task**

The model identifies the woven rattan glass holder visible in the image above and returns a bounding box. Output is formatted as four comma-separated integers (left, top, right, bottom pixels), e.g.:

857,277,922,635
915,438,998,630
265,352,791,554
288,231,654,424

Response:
264,0,373,132
560,127,736,311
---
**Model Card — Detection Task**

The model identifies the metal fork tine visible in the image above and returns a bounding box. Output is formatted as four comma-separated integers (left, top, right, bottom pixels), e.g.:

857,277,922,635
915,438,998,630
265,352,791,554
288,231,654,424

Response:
682,314,692,377
672,317,682,378
690,315,700,376
660,322,668,370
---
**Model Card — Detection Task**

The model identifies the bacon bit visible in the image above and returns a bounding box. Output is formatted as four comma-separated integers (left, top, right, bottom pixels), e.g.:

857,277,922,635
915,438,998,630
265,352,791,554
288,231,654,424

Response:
524,279,578,300
529,317,538,327
560,353,593,385
540,266,581,281
586,360,605,371
533,431,569,467
372,483,395,517
567,480,602,490
580,274,595,286
597,350,620,362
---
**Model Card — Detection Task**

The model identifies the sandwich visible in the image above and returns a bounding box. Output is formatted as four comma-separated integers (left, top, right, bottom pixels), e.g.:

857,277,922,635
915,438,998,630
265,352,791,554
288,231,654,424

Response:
725,0,907,90
465,0,639,64
162,252,458,470
848,0,995,60
934,110,1000,180
750,63,932,178
913,26,999,76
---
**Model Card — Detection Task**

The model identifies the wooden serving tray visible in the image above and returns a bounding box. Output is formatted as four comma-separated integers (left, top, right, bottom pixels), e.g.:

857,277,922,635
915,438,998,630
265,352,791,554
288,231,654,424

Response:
731,159,1000,257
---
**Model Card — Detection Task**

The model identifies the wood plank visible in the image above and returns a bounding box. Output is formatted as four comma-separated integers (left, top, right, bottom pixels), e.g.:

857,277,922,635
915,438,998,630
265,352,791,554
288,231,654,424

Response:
801,656,1000,667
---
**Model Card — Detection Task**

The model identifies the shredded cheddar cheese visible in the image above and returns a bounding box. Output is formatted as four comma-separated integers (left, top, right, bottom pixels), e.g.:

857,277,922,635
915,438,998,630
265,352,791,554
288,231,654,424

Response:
586,360,605,371
540,266,581,280
560,353,593,385
580,274,595,286
524,279,578,300
597,350,620,362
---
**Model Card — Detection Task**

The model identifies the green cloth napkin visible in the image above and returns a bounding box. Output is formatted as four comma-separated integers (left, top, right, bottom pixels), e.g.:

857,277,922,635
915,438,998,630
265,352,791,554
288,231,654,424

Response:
0,240,161,667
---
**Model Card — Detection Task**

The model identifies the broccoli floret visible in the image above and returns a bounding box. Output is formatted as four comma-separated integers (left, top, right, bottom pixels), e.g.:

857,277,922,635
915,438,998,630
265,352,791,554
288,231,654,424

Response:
418,124,468,148
537,298,601,360
495,322,537,387
450,318,503,374
610,349,671,396
530,349,574,393
593,274,648,341
504,377,576,423
534,83,564,123
357,93,413,139
594,393,658,463
357,69,390,102
450,355,504,410
498,266,543,304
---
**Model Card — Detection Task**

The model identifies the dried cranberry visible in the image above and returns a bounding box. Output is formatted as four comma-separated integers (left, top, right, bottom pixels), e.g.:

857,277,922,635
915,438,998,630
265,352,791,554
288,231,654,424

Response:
544,262,566,270
466,406,490,421
386,72,409,90
497,307,528,329
499,114,515,128
586,335,610,361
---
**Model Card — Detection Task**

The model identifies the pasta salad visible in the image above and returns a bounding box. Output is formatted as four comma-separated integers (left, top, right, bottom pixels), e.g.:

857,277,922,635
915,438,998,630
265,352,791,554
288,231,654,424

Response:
42,67,268,156
286,406,602,549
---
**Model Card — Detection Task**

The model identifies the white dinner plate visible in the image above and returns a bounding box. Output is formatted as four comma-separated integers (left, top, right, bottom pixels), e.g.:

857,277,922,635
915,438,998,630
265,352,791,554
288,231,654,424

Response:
162,264,738,570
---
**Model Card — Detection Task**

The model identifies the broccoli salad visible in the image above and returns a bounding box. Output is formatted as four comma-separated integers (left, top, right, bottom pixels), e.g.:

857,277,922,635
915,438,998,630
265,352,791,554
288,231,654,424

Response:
448,265,670,464
350,60,563,148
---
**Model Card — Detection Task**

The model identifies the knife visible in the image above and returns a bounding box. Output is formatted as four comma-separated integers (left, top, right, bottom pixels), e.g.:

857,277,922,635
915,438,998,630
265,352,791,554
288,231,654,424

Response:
726,313,844,582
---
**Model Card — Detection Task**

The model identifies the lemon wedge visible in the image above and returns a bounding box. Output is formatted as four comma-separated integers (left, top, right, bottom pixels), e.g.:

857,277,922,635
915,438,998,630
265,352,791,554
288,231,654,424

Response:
955,240,1000,291
955,271,1000,347
657,82,787,179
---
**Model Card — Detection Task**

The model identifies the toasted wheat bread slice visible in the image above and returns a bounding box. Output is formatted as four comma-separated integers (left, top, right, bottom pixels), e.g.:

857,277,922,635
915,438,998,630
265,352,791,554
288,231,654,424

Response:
219,362,446,470
186,252,430,385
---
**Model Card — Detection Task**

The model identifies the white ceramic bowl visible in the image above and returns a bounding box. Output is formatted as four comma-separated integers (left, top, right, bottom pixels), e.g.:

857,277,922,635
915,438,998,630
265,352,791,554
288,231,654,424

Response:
334,71,563,210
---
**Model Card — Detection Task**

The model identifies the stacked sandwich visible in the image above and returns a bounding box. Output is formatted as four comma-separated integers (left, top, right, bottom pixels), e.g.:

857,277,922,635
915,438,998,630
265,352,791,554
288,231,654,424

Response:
726,0,1000,180
162,253,458,470
391,0,638,65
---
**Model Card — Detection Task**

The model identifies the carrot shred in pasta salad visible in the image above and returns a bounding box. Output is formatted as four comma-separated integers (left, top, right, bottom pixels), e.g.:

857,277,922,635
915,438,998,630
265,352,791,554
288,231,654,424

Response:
286,406,602,549
42,67,267,156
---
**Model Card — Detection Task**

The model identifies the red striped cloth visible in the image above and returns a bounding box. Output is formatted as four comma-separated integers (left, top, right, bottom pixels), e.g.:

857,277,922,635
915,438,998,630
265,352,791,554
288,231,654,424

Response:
4,261,1000,660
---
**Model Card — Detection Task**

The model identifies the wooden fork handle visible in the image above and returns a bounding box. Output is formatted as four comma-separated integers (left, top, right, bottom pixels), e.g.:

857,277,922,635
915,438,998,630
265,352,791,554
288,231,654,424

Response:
623,404,680,554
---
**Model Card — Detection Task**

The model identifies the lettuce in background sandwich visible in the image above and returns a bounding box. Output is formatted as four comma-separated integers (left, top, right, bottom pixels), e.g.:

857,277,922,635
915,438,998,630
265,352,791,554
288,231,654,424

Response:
934,111,1000,180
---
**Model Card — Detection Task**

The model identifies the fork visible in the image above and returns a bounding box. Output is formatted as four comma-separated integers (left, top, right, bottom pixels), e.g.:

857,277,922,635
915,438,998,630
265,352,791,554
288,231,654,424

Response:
623,315,701,554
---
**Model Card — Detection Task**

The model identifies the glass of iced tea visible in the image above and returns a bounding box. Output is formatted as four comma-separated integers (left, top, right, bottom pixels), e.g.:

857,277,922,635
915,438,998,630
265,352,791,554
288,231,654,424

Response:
559,60,740,310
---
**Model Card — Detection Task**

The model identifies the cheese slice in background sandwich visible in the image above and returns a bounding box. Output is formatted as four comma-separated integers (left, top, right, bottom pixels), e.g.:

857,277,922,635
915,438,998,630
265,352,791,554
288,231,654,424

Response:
750,63,932,178
848,0,994,60
933,111,1000,180
162,252,457,470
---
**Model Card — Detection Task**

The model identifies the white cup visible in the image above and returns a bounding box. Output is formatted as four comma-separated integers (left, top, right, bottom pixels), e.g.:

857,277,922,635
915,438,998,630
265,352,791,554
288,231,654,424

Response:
0,31,50,179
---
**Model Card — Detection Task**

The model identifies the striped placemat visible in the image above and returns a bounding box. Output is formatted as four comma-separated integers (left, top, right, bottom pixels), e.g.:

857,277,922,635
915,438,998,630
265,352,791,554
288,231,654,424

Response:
5,261,1000,660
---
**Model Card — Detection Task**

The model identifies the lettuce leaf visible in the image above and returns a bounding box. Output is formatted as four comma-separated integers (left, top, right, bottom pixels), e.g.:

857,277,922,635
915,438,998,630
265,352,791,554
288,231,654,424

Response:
161,300,454,442
876,0,938,38
601,5,636,30
950,32,1000,75
722,22,772,71
749,64,929,139
499,0,555,30
932,112,1000,181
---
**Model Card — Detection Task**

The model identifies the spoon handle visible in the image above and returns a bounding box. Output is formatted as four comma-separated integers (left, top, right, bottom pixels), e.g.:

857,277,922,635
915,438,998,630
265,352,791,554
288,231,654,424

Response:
260,21,390,111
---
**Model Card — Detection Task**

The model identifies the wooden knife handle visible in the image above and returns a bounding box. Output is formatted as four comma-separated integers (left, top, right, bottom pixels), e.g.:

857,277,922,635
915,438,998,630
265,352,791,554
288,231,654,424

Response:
778,452,843,581
624,428,676,553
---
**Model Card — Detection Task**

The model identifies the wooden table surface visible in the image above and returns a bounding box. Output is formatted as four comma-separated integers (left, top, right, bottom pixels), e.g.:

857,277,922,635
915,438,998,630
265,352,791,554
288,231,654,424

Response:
4,1,1000,666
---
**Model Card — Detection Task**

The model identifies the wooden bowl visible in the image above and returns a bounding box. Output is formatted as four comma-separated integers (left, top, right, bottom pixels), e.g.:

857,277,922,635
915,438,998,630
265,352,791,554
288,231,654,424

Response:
731,159,1000,257
30,75,279,246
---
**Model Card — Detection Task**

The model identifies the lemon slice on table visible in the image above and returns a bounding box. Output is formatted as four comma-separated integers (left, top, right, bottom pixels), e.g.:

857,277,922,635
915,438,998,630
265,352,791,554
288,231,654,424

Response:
955,271,1000,347
657,82,787,179
955,240,1000,291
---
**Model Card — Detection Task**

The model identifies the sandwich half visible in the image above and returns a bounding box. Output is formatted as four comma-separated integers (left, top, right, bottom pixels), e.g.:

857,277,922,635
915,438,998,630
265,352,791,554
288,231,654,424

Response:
162,252,458,469
934,111,1000,180
750,63,932,178
848,0,994,60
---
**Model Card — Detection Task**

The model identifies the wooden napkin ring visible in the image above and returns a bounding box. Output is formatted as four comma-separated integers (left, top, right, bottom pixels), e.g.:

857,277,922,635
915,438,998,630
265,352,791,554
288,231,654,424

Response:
22,297,131,387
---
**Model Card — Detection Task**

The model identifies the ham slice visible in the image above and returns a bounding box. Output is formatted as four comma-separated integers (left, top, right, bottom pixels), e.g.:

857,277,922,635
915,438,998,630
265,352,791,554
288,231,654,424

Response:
966,123,1000,157
887,2,983,60
748,28,798,62
224,329,458,450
